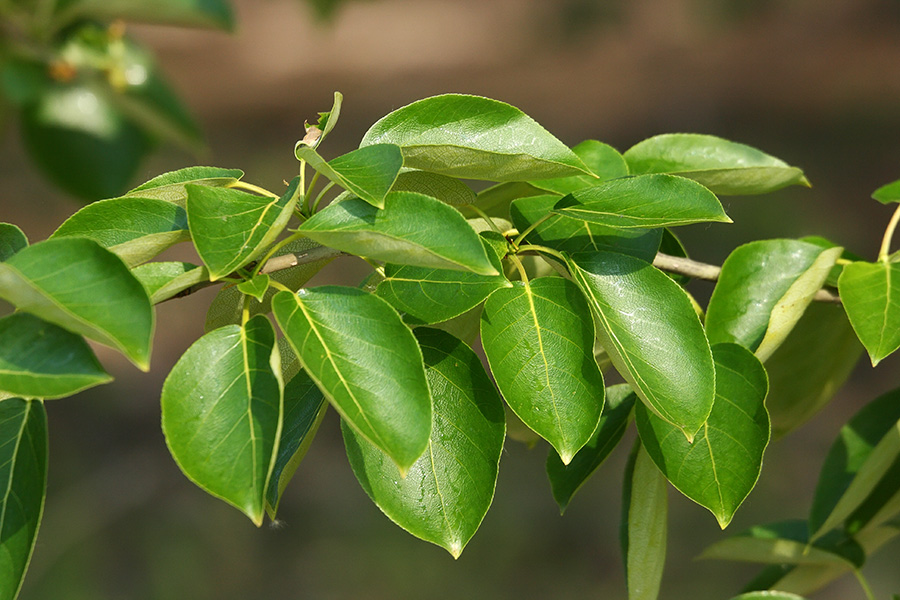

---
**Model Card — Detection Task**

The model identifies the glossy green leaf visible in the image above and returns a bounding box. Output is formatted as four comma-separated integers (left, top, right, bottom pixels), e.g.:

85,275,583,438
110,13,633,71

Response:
838,260,900,366
390,171,475,207
624,134,810,195
809,388,900,538
343,328,505,558
54,0,234,30
131,261,208,304
0,238,153,370
764,302,863,437
553,174,731,228
530,140,629,194
0,398,47,600
706,240,843,362
361,94,590,181
126,166,243,205
272,287,431,473
510,194,662,262
871,179,900,204
481,277,605,463
161,315,283,526
568,252,715,441
637,343,770,528
50,196,189,267
0,224,27,262
295,144,403,209
187,177,301,280
299,191,498,275
621,443,668,600
546,384,635,513
237,274,270,303
0,313,110,399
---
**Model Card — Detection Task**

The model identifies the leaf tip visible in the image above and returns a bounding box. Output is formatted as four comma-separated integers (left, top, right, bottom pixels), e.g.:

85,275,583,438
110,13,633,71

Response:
715,513,733,530
447,540,464,559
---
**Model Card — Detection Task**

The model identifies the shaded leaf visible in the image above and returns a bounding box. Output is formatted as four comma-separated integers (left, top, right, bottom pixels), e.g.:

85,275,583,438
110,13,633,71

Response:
844,454,900,534
621,443,668,600
730,593,807,600
0,224,27,262
131,261,209,304
295,144,403,209
838,260,900,366
462,181,548,219
391,171,475,207
126,166,243,205
530,139,629,194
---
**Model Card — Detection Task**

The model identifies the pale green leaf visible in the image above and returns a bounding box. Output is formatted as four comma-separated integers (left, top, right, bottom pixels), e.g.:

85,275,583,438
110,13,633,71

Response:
621,443,668,600
295,144,402,209
237,274,270,303
126,166,243,205
872,179,900,204
131,261,209,304
838,260,900,366
0,224,27,262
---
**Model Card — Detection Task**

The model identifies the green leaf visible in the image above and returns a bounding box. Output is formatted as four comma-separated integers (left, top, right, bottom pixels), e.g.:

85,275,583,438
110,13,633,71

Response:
553,174,731,229
844,454,900,534
187,177,301,280
300,91,342,149
624,134,810,195
481,277,605,463
764,302,863,437
530,140,630,194
0,238,154,370
636,343,770,528
872,179,900,204
546,384,635,513
272,287,432,473
706,240,843,362
0,398,47,600
237,274,270,303
568,252,715,441
54,0,234,30
462,181,548,219
390,171,476,207
131,261,209,304
0,224,27,262
50,196,189,267
343,328,505,558
161,315,283,526
838,260,900,366
299,191,498,275
808,388,900,538
361,94,591,181
730,592,807,600
510,194,662,262
0,313,111,399
621,443,668,600
126,166,244,205
295,144,403,209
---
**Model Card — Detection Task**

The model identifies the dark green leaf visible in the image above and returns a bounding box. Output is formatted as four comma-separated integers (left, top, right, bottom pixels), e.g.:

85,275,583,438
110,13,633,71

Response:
272,287,431,473
391,171,476,207
295,144,403,209
838,260,900,366
343,328,505,558
131,261,208,304
872,179,900,204
530,140,629,194
161,315,283,526
0,238,153,370
0,224,27,262
361,94,591,181
547,384,635,513
845,454,900,534
0,398,47,600
126,166,243,205
621,443,668,600
481,277,605,463
238,274,270,303
568,252,715,441
299,191,498,275
624,134,809,195
54,0,234,30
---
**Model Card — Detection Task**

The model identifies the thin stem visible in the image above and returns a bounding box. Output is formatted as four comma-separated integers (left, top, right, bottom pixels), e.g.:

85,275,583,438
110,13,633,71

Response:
253,230,306,276
652,253,722,282
305,171,321,208
516,244,567,264
508,254,530,283
512,214,553,247
259,246,345,274
468,206,503,235
268,280,293,294
241,294,251,326
312,181,336,213
229,181,280,199
879,203,900,262
852,569,876,600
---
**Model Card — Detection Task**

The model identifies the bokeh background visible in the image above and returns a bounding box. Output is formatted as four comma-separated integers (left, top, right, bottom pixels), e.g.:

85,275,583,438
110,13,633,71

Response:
3,0,900,598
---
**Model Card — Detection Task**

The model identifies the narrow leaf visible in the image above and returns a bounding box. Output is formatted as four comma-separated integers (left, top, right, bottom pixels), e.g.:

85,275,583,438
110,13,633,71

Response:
838,260,900,365
131,261,209,304
126,166,243,205
343,328,505,558
295,144,402,209
0,224,27,262
621,443,668,600
390,171,476,207
272,287,431,473
161,315,283,526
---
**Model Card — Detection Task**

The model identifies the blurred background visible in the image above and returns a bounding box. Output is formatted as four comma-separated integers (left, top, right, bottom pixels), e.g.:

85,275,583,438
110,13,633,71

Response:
3,0,900,598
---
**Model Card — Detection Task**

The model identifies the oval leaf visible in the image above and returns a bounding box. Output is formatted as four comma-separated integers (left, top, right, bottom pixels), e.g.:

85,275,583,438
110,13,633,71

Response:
838,260,900,366
272,287,431,473
0,224,27,262
621,443,668,600
299,191,498,275
295,144,402,209
343,328,505,558
624,134,810,195
567,252,715,441
636,343,770,528
161,315,283,526
126,166,243,205
0,238,154,370
131,261,209,304
361,94,590,181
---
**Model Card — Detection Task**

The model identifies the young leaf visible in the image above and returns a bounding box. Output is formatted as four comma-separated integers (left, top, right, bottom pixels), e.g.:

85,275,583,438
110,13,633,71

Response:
360,94,591,181
705,240,843,362
0,224,28,261
871,178,900,204
838,260,900,365
126,166,244,205
237,274,270,303
50,196,190,267
553,174,731,229
161,315,283,526
301,91,342,149
0,398,47,600
636,343,770,528
187,177,301,280
343,328,505,558
294,144,403,209
621,443,668,600
510,194,662,262
390,171,476,207
567,252,715,441
623,134,810,195
272,287,432,473
299,191,498,275
53,0,234,30
0,238,154,370
131,261,209,304
546,384,636,513
481,277,605,463
530,140,629,195
0,313,111,399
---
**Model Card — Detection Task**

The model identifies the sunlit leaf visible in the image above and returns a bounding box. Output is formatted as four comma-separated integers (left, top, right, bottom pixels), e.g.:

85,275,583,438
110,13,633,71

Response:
391,171,476,207
131,261,209,304
530,139,629,194
871,178,900,204
838,260,900,366
126,166,243,205
295,144,402,209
